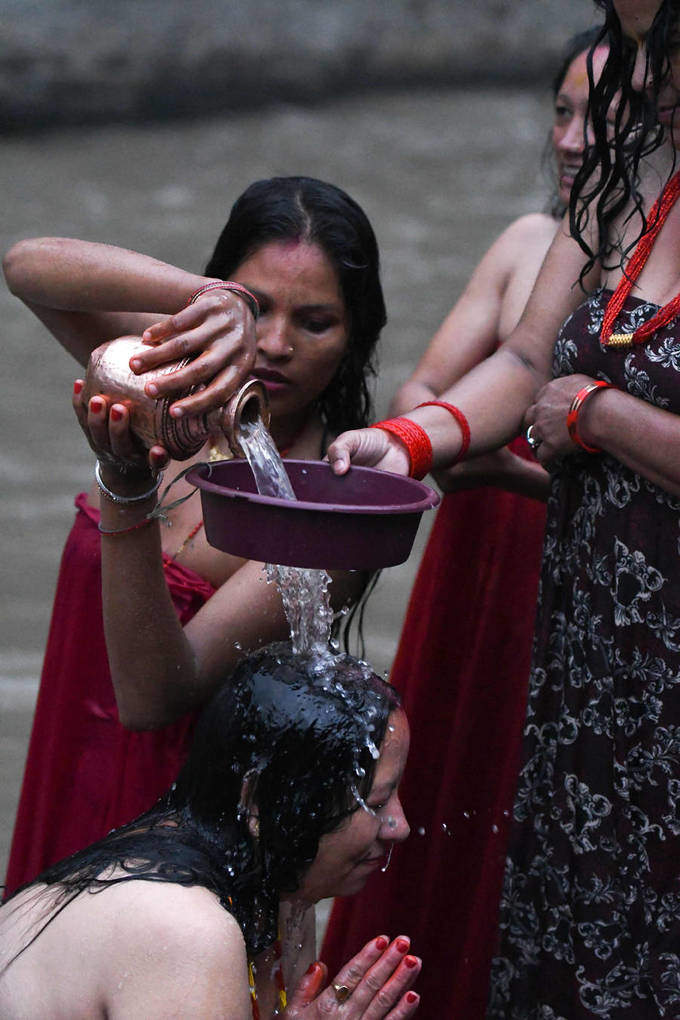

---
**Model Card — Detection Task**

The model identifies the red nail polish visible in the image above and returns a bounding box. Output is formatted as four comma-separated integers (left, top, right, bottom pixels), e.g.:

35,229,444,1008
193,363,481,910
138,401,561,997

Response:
110,407,123,422
395,937,409,954
404,955,418,969
90,397,104,413
375,936,388,951
305,961,319,975
406,991,419,1004
73,380,83,395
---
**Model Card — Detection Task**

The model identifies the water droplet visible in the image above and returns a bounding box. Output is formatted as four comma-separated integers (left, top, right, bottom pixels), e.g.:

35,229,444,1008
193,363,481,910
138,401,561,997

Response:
380,843,394,872
417,826,426,836
491,824,499,834
463,811,470,819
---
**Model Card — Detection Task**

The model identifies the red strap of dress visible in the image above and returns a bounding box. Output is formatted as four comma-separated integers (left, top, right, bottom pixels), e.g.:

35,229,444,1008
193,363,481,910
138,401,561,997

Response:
602,170,680,347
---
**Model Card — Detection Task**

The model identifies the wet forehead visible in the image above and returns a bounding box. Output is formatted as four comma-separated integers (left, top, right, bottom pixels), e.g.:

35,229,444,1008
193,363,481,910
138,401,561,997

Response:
614,0,664,41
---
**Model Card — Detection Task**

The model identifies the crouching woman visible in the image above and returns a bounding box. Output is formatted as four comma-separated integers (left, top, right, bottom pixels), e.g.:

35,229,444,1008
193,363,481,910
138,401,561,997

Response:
0,644,419,1018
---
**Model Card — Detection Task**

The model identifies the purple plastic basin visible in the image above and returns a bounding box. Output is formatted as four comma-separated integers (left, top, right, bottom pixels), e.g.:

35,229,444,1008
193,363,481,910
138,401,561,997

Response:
186,459,440,569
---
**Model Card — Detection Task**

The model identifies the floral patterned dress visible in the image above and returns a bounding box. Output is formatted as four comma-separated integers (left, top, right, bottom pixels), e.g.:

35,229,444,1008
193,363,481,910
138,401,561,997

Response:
487,289,680,1019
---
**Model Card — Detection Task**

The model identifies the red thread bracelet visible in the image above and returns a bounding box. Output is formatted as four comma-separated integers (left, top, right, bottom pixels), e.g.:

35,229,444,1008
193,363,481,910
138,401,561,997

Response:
98,516,155,537
188,281,260,320
370,417,432,479
416,401,471,463
566,381,613,453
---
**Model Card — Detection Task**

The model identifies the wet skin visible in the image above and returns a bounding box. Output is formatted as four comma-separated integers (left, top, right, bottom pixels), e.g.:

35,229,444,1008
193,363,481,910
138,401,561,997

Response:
292,708,410,903
231,240,350,447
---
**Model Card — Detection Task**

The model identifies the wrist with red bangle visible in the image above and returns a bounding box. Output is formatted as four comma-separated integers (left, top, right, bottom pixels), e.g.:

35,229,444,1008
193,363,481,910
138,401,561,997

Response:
369,401,471,479
566,380,614,453
369,418,432,479
415,401,470,463
187,280,260,320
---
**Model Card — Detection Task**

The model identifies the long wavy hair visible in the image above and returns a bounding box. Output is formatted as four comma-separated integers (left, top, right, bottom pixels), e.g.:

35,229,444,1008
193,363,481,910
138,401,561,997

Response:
205,176,386,434
4,644,400,959
570,1,679,279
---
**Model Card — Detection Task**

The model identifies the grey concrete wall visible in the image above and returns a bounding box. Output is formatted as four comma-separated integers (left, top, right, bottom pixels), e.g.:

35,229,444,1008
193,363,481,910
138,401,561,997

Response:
1,0,598,130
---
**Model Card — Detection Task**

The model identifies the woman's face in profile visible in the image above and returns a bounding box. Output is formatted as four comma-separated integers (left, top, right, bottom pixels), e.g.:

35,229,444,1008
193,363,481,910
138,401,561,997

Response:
292,708,410,905
232,240,349,423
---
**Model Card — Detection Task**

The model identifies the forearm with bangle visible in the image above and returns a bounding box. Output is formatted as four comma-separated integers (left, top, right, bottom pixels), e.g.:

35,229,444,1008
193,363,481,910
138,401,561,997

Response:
188,281,259,320
95,460,163,536
370,401,471,480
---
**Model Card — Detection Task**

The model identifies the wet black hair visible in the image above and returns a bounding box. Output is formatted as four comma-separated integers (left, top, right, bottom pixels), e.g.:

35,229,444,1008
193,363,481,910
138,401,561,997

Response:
4,644,400,959
546,26,609,218
570,1,679,279
205,176,386,435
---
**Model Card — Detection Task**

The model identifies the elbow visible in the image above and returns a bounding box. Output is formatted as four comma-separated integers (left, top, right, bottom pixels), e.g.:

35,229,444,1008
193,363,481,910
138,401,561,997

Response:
3,238,44,296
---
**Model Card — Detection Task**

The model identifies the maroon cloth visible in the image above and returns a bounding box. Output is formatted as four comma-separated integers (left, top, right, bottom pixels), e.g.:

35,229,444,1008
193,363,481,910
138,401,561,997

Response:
322,439,546,1018
4,493,215,896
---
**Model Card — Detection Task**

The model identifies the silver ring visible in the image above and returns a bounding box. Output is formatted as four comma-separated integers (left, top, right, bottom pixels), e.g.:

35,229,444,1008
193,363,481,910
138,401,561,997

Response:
525,425,541,451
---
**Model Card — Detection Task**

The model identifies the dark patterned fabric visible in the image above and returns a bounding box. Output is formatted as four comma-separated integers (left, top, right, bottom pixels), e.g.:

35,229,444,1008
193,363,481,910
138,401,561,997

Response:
488,290,680,1019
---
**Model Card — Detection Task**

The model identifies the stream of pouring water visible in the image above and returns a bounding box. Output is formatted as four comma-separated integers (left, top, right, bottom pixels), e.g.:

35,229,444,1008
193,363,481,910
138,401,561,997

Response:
238,418,384,837
239,417,334,656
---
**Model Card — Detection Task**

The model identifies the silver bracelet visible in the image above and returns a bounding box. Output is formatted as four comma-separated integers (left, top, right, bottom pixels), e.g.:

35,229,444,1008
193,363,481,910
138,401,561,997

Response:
95,460,163,505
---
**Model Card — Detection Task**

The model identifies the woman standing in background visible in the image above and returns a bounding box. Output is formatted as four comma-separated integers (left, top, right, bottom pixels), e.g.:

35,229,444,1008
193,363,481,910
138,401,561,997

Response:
322,30,606,1018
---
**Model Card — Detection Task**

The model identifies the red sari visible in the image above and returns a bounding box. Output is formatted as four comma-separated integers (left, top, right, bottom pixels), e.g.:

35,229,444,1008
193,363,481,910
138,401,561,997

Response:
322,439,545,1018
4,493,215,896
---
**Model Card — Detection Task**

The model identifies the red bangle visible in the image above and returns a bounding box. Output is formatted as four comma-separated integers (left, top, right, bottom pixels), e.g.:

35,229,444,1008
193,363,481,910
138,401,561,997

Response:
370,417,432,479
188,281,259,320
566,381,613,453
416,401,470,463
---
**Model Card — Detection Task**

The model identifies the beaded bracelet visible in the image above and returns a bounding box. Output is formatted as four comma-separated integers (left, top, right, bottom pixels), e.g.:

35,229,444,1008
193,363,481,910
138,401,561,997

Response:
95,461,163,505
566,381,613,454
416,400,471,463
188,281,260,320
370,417,432,480
98,516,156,537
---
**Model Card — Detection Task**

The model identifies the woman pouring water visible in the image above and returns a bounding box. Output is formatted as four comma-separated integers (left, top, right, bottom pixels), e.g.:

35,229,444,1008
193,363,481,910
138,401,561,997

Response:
2,177,386,896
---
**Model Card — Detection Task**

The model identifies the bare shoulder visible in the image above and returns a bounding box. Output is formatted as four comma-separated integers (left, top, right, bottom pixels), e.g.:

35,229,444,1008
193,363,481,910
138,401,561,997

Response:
95,881,251,1018
496,212,560,252
470,212,558,292
104,879,243,943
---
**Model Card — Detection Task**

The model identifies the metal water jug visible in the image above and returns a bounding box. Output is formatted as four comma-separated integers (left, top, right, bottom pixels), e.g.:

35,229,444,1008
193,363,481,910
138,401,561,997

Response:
81,336,270,460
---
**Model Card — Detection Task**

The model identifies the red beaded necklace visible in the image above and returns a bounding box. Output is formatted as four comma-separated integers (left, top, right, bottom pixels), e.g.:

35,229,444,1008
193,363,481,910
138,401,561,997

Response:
601,169,680,349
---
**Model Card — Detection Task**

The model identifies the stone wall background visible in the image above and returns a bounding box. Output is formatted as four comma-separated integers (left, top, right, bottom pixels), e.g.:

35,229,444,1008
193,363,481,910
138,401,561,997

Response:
1,0,597,130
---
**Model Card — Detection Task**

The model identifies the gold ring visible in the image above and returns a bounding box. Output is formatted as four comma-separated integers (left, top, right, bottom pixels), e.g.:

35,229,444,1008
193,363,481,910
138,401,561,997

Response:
333,983,351,1003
